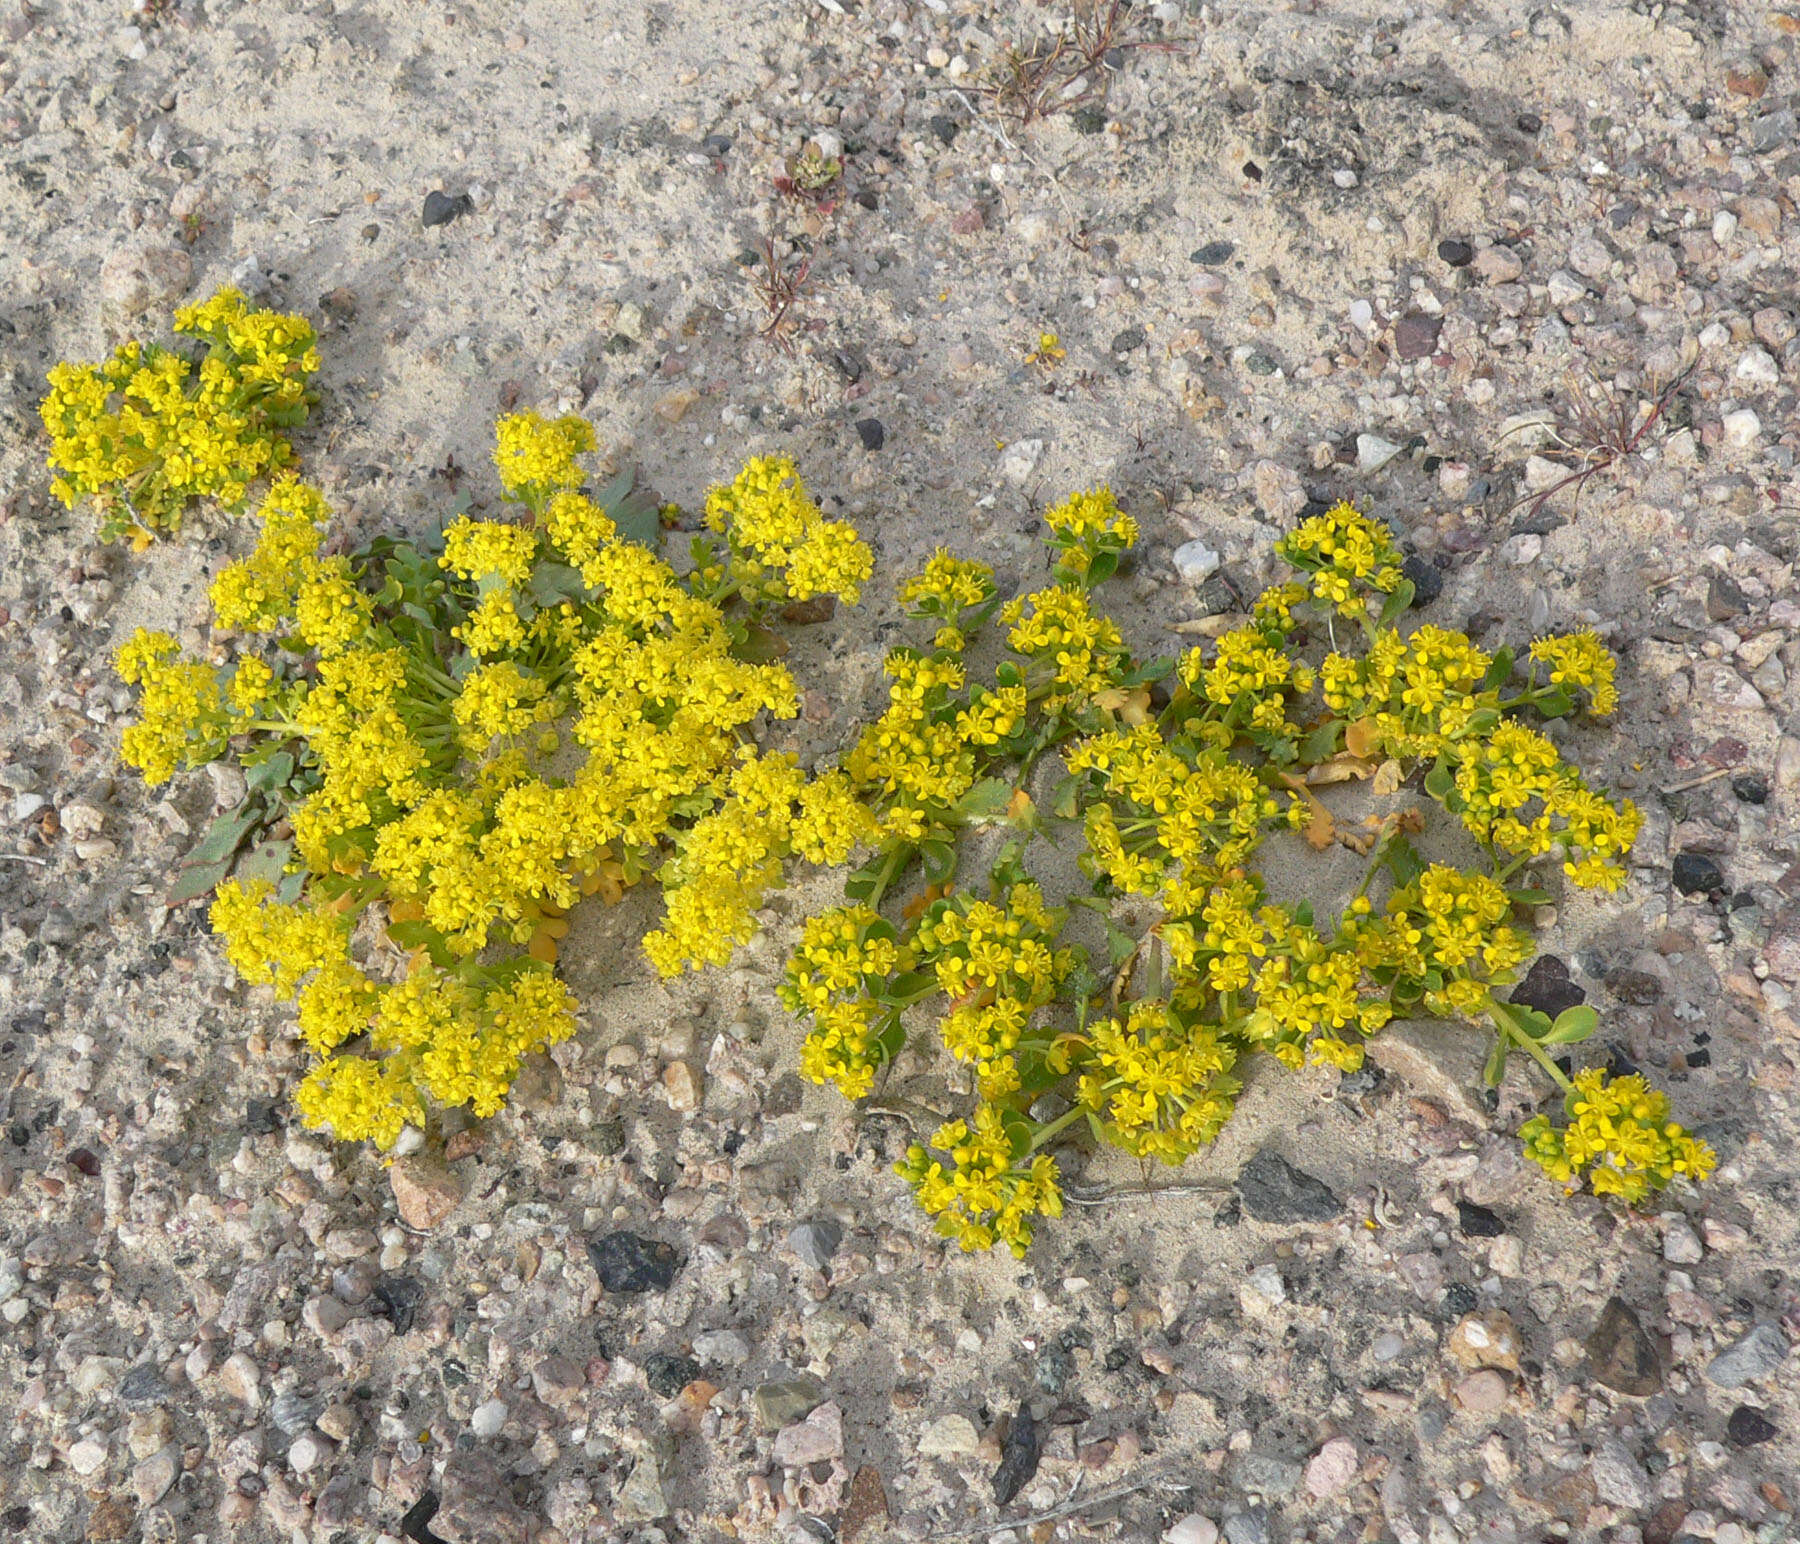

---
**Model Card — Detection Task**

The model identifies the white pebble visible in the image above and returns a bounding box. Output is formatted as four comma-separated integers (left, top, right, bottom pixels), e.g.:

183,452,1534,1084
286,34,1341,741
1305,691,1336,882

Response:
1165,1516,1219,1544
68,1439,108,1476
1722,409,1762,449
470,1399,508,1438
1171,540,1221,584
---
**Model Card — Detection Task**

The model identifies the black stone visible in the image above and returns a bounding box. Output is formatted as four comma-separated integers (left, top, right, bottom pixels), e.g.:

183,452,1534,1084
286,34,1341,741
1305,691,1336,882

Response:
1687,1048,1712,1068
1706,572,1749,621
929,115,960,145
400,1492,450,1544
1235,1149,1341,1223
854,417,885,451
992,1404,1041,1506
1443,1282,1478,1316
1436,238,1474,267
588,1231,681,1293
1732,773,1769,805
1,1509,31,1534
1727,1405,1778,1447
1516,112,1543,132
1242,351,1277,376
1456,1200,1505,1237
421,190,474,229
1586,1296,1661,1396
373,1273,424,1335
1190,240,1236,266
701,134,734,155
1400,553,1442,607
1510,954,1586,1019
644,1353,703,1397
1672,851,1724,896
1111,325,1147,353
117,1364,172,1409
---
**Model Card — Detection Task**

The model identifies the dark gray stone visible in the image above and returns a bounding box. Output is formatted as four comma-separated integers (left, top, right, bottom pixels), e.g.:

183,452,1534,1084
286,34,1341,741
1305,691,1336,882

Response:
1707,1324,1790,1389
1586,1297,1661,1396
1235,1149,1341,1223
588,1231,681,1294
422,190,473,229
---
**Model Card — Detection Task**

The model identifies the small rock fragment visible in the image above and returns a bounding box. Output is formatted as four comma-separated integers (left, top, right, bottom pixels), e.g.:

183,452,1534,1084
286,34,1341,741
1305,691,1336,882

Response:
1721,408,1762,449
754,1377,827,1430
435,1451,535,1544
1727,1405,1778,1446
1393,314,1442,359
1171,539,1221,583
1453,1370,1508,1413
1235,1148,1342,1223
1166,1517,1220,1544
1356,433,1404,472
613,1454,668,1525
774,1401,844,1467
918,1413,981,1458
992,1404,1040,1506
1707,1324,1791,1389
588,1231,680,1293
854,417,885,451
1436,239,1473,267
1586,1297,1661,1396
389,1156,461,1230
422,190,474,228
1672,852,1724,896
787,1219,844,1272
1304,1437,1358,1498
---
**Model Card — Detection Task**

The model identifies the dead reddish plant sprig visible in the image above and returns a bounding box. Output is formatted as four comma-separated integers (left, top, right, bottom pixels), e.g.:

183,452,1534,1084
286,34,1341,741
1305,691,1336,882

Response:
1510,362,1697,522
986,0,1185,127
750,236,813,355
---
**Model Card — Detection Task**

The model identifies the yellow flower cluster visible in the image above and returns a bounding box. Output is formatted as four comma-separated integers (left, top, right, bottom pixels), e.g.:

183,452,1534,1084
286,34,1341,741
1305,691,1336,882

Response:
494,411,596,502
1044,487,1139,581
41,288,319,542
1520,1070,1715,1202
1453,723,1640,891
1002,585,1127,707
1079,1000,1241,1162
703,454,874,606
114,627,238,785
780,905,910,1098
898,1106,1064,1258
1529,630,1619,715
1273,501,1405,616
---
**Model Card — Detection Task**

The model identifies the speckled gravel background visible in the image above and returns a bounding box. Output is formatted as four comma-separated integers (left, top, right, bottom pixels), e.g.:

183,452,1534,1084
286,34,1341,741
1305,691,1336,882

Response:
2,2,1798,1542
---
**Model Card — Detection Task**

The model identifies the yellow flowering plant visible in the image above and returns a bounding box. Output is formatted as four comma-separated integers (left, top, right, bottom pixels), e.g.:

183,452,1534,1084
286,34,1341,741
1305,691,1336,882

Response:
41,288,320,546
71,299,1709,1239
776,498,1710,1256
85,299,873,1147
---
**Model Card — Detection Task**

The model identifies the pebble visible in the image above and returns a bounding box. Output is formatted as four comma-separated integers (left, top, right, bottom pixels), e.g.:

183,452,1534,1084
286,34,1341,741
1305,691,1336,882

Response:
1706,1324,1791,1389
1721,408,1762,448
1234,1149,1341,1223
917,1413,981,1457
613,1453,669,1524
1472,244,1524,283
1727,1405,1779,1446
67,1438,108,1476
1241,1263,1286,1309
469,1398,508,1438
133,1447,179,1506
1661,1215,1704,1264
854,417,885,451
1000,439,1044,485
219,1351,262,1409
1453,1370,1508,1413
436,1450,536,1544
1372,1331,1405,1362
662,1060,703,1111
1436,238,1474,267
1165,1516,1220,1544
588,1231,680,1293
531,1356,586,1406
773,1400,844,1466
271,1390,324,1437
1588,1438,1649,1509
787,1219,844,1272
288,1430,335,1474
99,244,192,319
1222,1505,1269,1544
1304,1437,1358,1498
1171,540,1221,584
1734,348,1779,387
692,1329,751,1366
1672,852,1724,896
754,1377,827,1430
1251,459,1305,522
1356,433,1404,472
1393,313,1442,359
1190,240,1236,266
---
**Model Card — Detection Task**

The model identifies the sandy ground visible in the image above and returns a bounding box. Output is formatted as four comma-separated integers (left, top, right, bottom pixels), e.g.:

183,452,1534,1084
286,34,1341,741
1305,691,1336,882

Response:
2,1,1799,1542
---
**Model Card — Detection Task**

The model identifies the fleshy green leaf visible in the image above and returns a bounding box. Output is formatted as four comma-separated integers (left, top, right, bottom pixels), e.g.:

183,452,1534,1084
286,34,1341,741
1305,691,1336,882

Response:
1540,1004,1599,1046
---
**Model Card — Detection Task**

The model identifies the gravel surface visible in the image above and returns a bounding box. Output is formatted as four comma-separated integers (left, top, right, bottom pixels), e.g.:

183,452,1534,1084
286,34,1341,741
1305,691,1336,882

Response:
2,2,1798,1542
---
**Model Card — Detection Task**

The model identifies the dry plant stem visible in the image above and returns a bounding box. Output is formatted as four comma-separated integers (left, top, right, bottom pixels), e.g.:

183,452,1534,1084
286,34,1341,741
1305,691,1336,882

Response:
752,236,813,352
1510,363,1696,522
927,1471,1189,1540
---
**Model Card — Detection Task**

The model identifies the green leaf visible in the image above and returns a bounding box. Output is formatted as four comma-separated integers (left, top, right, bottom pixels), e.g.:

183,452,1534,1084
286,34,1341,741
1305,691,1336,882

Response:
233,839,294,886
1512,1005,1555,1040
528,562,588,607
245,751,295,795
1483,1034,1510,1088
920,839,957,886
1299,719,1344,764
1508,887,1554,906
1376,578,1416,630
1294,900,1314,929
1384,835,1426,888
1086,549,1121,587
385,919,455,969
1536,687,1574,720
1115,656,1174,688
952,778,1013,823
1423,762,1454,800
276,872,307,905
1106,924,1138,967
165,857,234,907
879,971,938,1006
1480,646,1516,692
733,623,789,664
1540,1004,1599,1046
1050,775,1080,821
186,807,259,867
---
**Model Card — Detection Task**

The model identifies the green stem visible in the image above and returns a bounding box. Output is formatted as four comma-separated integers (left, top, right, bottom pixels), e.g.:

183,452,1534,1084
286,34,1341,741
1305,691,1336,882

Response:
1487,998,1574,1094
1027,1104,1087,1152
864,843,912,910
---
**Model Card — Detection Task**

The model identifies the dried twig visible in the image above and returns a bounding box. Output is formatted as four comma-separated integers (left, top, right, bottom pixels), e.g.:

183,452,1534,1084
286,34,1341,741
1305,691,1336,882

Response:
926,1471,1190,1541
1662,766,1733,795
1061,1180,1232,1206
